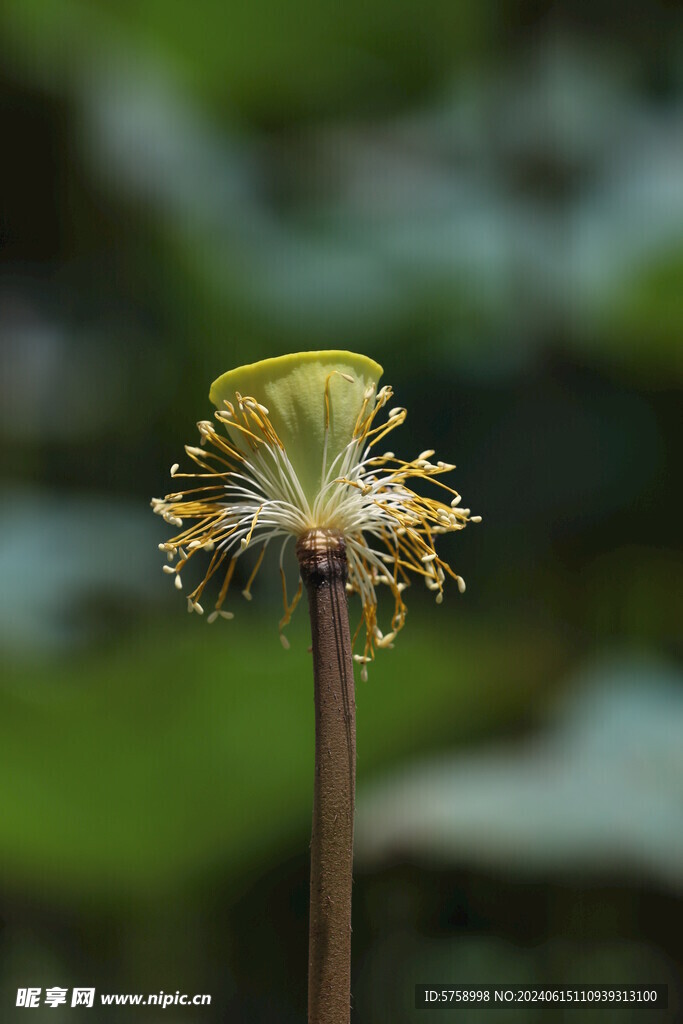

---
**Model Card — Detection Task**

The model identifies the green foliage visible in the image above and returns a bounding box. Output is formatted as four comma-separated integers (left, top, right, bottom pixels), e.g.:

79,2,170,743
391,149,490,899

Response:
0,614,558,904
0,0,488,116
596,250,683,380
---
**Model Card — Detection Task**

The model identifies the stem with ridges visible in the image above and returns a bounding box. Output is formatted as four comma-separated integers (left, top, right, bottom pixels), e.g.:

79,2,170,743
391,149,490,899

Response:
296,528,356,1024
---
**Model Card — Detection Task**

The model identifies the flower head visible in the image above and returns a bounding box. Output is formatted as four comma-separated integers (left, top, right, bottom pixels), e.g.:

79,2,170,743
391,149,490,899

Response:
152,351,480,677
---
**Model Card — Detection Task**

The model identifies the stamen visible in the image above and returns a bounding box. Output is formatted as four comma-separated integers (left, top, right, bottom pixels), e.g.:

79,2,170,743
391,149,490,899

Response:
156,380,476,673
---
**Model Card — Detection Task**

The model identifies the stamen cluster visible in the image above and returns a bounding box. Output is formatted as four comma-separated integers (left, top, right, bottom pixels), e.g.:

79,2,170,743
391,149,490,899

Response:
151,379,480,678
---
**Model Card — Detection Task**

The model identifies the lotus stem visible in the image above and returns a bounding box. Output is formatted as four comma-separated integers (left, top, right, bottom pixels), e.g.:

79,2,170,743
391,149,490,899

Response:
297,528,356,1024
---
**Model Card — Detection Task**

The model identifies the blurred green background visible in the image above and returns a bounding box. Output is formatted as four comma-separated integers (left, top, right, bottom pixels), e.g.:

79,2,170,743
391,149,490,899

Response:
0,1,681,1020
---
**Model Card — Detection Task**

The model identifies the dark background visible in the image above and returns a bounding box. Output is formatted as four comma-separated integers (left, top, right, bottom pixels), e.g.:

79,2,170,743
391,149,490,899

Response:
0,1,681,1020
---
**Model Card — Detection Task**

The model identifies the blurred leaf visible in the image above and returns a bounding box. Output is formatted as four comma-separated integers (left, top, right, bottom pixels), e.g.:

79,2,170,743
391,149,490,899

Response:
596,250,683,381
356,657,683,887
0,614,559,904
0,0,489,116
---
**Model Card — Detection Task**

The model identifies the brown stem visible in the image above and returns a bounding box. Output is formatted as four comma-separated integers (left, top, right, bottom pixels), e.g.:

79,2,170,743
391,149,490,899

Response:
296,528,356,1024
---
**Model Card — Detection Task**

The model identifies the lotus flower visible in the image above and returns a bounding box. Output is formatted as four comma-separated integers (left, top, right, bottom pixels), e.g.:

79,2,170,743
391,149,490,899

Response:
152,351,479,676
